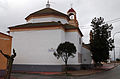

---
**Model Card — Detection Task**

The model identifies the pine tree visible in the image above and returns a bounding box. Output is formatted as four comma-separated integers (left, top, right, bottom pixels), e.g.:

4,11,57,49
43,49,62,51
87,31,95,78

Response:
90,17,114,64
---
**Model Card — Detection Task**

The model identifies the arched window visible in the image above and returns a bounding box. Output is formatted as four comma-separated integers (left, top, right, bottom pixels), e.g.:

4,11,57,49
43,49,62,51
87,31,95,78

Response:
70,15,74,19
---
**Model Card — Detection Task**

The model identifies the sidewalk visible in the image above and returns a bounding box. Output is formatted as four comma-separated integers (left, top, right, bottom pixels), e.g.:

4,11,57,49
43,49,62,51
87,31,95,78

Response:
0,63,118,79
63,63,116,76
95,63,119,70
13,63,118,76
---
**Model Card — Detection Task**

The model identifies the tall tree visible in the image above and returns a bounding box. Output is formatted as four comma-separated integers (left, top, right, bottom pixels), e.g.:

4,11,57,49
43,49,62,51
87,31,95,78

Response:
54,42,76,74
90,17,114,64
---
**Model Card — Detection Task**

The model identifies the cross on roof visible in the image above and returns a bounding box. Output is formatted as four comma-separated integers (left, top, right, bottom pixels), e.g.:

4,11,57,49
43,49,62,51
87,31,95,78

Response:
46,0,50,8
71,3,73,8
47,0,50,4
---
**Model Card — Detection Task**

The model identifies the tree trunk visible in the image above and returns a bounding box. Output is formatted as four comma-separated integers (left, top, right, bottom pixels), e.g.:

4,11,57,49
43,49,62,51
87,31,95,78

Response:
4,59,13,79
65,60,68,75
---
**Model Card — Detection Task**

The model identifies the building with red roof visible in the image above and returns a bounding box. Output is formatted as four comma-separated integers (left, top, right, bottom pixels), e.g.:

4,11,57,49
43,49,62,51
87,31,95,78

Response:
0,32,12,77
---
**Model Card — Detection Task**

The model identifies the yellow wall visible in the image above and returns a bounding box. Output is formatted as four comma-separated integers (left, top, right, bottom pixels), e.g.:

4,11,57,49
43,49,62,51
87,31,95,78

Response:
0,33,12,70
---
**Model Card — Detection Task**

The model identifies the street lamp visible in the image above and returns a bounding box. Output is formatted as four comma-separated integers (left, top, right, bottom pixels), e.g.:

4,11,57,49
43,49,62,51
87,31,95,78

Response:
113,32,120,63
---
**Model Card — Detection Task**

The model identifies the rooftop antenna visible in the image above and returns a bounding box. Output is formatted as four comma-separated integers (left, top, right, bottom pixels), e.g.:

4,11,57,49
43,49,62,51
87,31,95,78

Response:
46,0,50,8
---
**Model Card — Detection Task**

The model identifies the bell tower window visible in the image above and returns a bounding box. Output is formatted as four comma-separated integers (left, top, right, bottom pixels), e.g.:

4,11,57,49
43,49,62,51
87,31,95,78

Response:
70,15,74,19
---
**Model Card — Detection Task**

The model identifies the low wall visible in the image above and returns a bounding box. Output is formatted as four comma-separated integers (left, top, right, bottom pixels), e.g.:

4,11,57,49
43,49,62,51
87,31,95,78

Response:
12,64,63,72
12,64,94,72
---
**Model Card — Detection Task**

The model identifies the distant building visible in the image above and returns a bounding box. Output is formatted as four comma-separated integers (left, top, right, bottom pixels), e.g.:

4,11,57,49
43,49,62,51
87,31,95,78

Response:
0,32,12,77
8,2,92,72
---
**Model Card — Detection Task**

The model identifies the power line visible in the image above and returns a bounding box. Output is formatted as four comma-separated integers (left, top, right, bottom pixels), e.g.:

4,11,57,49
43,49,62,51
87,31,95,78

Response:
106,18,120,23
106,18,120,22
80,18,120,29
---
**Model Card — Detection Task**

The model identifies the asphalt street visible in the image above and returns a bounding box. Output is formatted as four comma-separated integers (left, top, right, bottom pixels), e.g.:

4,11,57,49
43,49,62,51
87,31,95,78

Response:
12,65,120,79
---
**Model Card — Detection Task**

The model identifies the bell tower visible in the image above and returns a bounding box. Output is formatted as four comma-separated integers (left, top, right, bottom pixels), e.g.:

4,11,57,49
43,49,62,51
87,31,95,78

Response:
67,8,78,27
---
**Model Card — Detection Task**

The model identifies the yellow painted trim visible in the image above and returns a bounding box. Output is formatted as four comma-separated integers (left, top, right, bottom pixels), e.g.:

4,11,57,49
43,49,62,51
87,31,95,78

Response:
66,29,77,32
10,25,82,36
10,26,65,32
10,26,82,37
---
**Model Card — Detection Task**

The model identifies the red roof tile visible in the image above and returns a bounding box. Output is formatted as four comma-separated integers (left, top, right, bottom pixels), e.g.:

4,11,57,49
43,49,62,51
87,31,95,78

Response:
25,8,70,21
67,8,76,13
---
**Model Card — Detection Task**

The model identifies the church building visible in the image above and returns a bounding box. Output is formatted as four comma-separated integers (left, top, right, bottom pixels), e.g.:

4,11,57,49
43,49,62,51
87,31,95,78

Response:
8,2,92,72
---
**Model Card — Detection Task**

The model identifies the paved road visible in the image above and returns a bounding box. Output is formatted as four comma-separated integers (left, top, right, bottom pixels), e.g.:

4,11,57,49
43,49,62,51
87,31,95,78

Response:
12,65,120,79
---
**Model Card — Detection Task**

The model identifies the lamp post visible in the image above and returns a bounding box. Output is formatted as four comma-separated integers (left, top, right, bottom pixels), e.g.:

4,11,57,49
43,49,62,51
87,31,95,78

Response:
113,32,120,64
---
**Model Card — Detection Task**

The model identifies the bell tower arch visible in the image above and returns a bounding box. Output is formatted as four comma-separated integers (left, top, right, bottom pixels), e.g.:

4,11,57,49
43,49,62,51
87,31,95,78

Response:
67,8,78,27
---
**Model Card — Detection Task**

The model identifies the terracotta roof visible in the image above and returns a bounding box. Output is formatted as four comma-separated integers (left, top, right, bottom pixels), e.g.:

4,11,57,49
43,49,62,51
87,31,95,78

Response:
9,22,61,29
25,8,70,20
67,8,76,13
63,24,83,36
9,22,83,37
0,32,12,38
9,22,76,29
63,24,78,29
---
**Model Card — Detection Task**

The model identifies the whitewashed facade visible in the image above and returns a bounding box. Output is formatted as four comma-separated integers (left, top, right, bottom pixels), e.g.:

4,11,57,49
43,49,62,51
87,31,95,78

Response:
9,4,92,71
10,29,82,65
81,47,92,64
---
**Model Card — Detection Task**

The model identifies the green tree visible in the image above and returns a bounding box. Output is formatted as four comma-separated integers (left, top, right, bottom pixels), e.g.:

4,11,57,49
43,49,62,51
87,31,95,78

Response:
54,42,76,74
90,17,114,64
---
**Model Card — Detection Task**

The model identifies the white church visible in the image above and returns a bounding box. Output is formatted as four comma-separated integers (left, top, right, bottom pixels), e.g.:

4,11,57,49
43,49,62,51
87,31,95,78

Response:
8,2,92,72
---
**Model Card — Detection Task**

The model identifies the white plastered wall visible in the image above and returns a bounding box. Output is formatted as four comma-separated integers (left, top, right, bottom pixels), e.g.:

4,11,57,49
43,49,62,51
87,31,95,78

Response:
81,47,92,64
10,28,83,65
28,17,68,24
65,32,82,64
10,29,66,65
